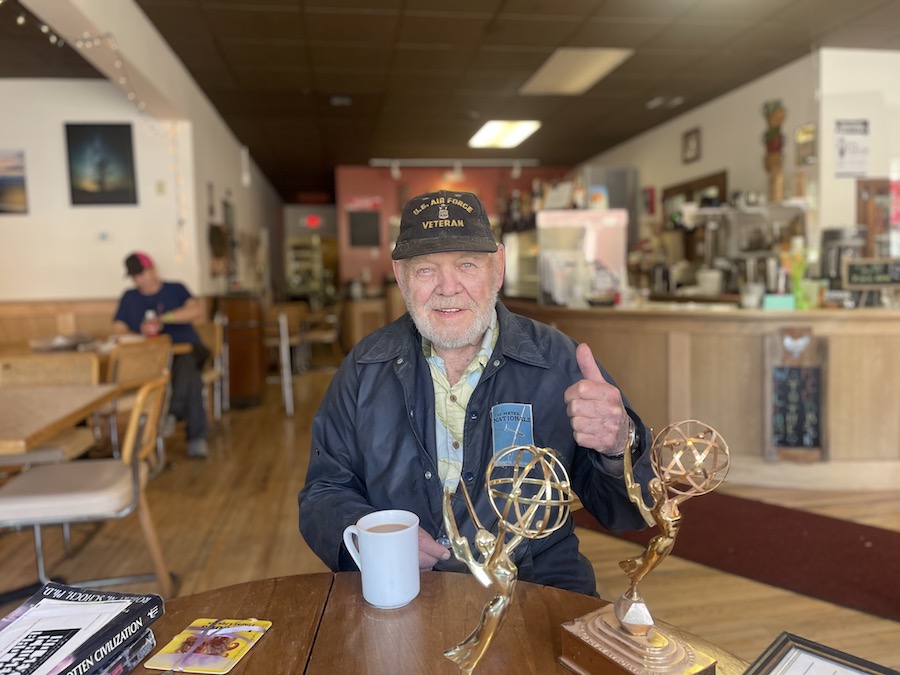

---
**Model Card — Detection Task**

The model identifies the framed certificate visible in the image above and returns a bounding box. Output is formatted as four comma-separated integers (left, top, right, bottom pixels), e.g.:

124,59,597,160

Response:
682,127,701,163
745,632,894,675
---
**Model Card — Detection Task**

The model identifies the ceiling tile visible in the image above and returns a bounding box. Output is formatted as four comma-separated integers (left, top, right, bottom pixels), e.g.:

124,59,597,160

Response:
9,0,897,200
568,18,669,49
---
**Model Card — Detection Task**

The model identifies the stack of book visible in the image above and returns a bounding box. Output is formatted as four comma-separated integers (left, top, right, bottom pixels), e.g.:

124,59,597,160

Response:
0,582,164,675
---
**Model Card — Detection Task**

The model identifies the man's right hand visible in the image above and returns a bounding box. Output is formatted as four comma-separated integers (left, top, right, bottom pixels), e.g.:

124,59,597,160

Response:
418,527,451,569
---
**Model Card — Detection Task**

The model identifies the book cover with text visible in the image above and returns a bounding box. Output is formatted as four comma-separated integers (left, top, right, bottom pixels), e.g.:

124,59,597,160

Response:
0,582,163,675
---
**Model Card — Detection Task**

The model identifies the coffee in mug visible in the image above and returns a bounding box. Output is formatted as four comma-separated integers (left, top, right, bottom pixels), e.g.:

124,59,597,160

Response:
366,523,407,534
343,509,419,609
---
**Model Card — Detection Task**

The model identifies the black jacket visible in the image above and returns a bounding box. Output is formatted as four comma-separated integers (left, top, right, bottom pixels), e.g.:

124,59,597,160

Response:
298,302,654,595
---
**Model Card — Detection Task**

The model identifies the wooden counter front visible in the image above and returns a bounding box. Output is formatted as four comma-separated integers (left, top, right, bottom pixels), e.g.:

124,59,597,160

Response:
504,299,900,462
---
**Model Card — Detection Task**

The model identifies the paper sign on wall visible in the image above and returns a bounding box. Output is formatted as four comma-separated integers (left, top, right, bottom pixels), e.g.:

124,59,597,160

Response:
834,119,869,178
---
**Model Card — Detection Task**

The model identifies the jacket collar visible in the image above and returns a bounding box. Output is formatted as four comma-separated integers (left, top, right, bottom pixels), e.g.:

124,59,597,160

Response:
355,301,550,370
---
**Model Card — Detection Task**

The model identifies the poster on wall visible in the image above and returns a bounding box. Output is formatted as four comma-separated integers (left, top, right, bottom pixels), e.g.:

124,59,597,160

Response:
588,185,609,210
222,198,237,282
208,224,229,276
65,123,138,205
0,150,28,214
794,123,817,166
833,119,869,178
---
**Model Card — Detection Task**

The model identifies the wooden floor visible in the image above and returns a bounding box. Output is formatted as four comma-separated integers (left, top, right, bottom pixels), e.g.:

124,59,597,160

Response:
1,362,898,670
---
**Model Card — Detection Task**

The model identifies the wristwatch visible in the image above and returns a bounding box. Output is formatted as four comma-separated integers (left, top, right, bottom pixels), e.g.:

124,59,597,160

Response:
606,415,637,460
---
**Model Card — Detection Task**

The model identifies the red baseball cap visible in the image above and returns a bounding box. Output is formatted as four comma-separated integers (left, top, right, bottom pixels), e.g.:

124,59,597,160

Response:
124,252,154,276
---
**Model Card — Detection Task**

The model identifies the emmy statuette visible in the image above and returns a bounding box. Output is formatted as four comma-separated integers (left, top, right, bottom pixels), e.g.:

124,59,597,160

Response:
559,420,730,675
441,444,574,673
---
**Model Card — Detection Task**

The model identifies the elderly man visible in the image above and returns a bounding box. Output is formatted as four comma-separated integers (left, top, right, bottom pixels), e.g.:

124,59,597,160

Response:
299,190,653,595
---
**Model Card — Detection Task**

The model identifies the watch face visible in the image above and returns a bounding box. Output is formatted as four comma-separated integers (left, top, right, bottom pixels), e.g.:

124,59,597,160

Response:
627,417,637,450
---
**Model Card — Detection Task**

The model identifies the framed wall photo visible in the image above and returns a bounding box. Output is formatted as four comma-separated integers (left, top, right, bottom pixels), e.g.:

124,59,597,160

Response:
745,632,895,675
65,123,138,205
682,128,701,164
0,149,28,214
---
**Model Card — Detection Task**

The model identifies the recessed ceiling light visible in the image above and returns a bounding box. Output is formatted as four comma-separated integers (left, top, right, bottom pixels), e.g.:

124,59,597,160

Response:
667,96,686,108
468,120,541,149
519,48,634,96
329,95,352,107
646,96,665,110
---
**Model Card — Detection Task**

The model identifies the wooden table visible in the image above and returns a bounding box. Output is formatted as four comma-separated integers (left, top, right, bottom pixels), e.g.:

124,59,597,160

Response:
0,384,118,454
139,572,748,674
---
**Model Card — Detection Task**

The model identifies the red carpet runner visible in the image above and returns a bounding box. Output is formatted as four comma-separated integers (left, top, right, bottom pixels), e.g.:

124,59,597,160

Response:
573,492,900,622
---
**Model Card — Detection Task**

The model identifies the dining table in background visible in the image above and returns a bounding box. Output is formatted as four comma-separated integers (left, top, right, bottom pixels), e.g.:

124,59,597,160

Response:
139,572,748,674
0,384,119,456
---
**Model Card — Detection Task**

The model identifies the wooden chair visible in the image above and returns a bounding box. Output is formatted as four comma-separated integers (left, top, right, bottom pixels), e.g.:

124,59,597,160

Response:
101,335,173,459
262,302,308,416
194,313,229,423
297,301,344,371
0,375,174,597
0,352,101,463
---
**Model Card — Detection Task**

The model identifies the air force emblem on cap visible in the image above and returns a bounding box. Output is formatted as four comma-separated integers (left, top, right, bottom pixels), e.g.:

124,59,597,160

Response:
392,189,497,260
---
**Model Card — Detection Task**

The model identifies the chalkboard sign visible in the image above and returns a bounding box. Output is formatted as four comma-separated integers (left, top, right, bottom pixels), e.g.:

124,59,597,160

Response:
842,257,900,289
348,211,381,247
771,366,821,448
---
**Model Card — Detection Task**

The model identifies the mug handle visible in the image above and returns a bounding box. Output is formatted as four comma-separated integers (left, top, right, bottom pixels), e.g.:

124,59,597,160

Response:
342,525,363,569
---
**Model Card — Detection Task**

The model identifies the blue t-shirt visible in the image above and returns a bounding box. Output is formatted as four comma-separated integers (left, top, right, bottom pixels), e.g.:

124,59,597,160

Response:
114,281,201,345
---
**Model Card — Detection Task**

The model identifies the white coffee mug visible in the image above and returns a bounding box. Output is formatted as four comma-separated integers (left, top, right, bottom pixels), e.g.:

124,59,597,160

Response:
342,509,420,609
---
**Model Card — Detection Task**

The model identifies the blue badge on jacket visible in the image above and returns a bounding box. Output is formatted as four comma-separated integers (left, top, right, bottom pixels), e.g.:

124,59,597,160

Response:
491,403,534,465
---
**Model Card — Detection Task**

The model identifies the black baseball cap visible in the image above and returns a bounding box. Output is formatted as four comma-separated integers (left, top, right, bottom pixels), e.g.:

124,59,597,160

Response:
391,190,498,260
124,251,154,276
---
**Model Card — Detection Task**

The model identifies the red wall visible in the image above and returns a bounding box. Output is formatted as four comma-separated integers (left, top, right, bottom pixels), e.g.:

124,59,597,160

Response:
334,164,572,285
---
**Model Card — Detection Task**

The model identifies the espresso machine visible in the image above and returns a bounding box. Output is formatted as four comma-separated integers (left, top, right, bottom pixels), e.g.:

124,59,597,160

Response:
820,226,867,289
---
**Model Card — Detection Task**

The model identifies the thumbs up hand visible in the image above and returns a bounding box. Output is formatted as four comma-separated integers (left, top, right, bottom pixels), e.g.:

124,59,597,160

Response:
563,343,630,456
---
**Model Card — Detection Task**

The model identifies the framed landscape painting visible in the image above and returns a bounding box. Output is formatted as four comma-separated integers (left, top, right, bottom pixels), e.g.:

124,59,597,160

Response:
0,150,28,214
65,123,138,205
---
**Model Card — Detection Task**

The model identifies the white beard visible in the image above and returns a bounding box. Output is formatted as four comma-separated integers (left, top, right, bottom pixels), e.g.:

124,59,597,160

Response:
404,286,498,351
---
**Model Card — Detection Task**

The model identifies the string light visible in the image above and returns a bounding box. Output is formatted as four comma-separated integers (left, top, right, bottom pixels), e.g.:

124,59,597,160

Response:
165,123,191,261
1,1,145,117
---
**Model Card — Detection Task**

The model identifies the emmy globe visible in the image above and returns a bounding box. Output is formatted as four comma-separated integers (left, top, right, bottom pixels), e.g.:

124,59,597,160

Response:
442,444,574,674
559,419,730,675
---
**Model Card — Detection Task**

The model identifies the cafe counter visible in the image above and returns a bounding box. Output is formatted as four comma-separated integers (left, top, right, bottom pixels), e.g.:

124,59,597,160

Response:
504,299,900,463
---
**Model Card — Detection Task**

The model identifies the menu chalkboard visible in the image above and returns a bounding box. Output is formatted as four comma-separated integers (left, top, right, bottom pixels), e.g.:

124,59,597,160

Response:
772,366,821,448
842,258,900,289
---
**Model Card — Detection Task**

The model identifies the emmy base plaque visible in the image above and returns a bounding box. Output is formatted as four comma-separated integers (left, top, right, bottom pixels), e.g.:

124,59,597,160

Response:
560,606,716,675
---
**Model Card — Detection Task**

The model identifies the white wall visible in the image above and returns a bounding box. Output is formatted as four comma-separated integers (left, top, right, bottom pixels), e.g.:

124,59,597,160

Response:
2,0,284,303
0,79,199,300
584,53,821,240
583,48,900,250
818,48,900,229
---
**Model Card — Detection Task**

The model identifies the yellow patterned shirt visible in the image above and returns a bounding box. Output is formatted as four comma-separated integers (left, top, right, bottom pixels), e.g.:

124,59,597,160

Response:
424,312,498,493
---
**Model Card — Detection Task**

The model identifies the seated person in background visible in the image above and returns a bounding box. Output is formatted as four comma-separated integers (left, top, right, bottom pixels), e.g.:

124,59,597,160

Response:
298,190,655,596
113,251,210,459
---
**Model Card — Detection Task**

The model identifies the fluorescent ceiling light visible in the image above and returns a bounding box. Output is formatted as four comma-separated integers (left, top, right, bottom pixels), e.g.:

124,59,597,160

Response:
519,47,634,96
468,120,541,149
